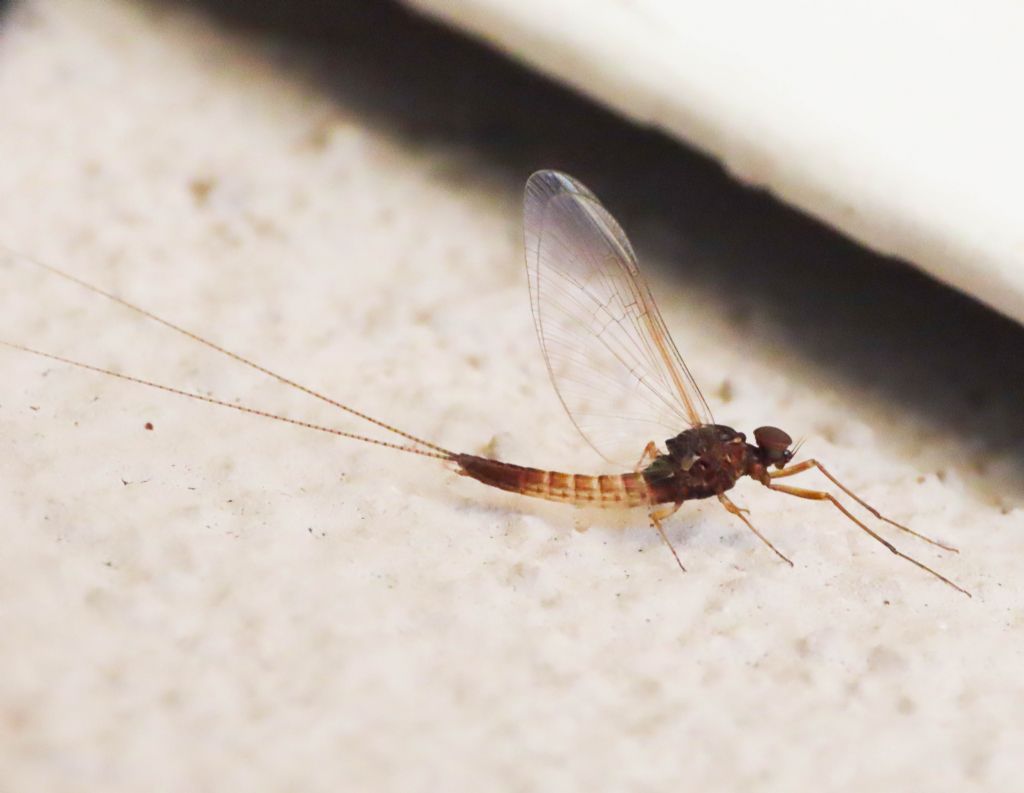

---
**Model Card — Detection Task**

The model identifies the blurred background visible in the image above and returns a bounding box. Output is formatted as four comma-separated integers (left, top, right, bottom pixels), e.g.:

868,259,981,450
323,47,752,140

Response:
1,1,1023,791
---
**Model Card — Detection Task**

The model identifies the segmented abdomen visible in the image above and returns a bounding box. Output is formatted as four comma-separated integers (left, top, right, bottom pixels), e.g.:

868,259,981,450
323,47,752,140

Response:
454,454,650,508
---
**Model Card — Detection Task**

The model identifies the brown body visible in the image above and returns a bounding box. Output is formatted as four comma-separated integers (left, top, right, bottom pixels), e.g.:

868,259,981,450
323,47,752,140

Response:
454,454,651,508
456,424,769,509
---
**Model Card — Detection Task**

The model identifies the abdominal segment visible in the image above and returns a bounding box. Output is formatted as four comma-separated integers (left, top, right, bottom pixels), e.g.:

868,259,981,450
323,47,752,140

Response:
454,454,651,508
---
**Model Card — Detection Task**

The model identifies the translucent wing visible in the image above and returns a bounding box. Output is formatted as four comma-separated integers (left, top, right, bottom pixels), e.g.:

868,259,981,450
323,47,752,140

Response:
524,170,713,464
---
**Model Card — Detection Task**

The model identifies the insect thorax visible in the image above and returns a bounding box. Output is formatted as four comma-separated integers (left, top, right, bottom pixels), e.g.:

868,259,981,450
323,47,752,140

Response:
642,425,752,502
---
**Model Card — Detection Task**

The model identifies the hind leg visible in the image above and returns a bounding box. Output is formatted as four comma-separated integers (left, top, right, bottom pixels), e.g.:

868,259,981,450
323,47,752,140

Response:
634,441,661,472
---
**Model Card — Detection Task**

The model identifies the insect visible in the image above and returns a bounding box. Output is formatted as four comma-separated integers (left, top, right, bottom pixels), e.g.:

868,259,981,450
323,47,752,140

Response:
1,170,967,595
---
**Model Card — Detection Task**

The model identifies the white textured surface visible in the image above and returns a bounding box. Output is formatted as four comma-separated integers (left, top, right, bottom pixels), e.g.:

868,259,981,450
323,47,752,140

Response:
406,0,1024,326
1,2,1023,792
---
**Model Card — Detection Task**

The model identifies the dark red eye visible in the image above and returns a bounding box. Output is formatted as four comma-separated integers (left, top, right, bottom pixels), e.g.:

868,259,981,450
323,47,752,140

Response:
754,426,792,453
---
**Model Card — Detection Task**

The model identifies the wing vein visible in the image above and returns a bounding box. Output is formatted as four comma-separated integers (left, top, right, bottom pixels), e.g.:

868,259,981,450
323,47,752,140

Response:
523,170,712,464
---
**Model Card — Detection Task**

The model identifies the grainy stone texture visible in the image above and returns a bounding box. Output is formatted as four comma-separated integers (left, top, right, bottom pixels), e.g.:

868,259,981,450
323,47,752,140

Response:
407,0,1024,328
0,2,1022,792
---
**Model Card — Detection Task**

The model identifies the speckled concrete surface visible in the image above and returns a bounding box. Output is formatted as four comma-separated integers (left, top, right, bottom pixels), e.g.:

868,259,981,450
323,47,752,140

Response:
1,2,1023,791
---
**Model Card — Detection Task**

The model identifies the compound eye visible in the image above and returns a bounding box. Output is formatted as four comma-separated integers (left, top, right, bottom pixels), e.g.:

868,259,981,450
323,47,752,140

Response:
754,426,792,455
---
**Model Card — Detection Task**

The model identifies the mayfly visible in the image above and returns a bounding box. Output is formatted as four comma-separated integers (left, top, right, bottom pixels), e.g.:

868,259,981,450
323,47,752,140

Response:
1,170,968,595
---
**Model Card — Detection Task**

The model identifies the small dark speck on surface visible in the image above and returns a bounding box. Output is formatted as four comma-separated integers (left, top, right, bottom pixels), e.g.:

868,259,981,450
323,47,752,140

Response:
144,422,154,430
189,176,216,205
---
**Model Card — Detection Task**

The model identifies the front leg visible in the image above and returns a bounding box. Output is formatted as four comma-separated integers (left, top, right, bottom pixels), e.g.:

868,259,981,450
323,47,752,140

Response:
771,458,957,552
768,482,969,596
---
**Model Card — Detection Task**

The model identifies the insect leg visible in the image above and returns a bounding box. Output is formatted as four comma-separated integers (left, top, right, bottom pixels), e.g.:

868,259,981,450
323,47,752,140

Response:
716,494,793,566
633,441,661,472
768,459,817,478
649,503,686,572
772,459,958,552
768,482,970,597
